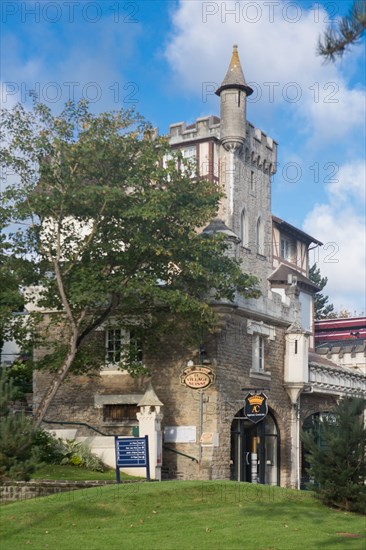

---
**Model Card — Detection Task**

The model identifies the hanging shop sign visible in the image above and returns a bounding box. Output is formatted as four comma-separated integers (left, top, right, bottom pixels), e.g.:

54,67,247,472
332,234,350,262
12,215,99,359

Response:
180,365,216,390
244,393,268,424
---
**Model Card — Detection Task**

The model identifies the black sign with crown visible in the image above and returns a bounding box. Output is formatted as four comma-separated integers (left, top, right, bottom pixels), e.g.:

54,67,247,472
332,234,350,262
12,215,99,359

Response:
244,393,268,424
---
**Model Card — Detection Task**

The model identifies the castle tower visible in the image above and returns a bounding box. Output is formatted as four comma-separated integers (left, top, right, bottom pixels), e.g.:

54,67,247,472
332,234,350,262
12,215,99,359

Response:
215,46,276,293
215,44,253,152
215,45,253,232
168,45,277,290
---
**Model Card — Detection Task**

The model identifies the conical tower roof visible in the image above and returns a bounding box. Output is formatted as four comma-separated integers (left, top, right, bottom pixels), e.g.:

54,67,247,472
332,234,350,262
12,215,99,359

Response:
216,45,253,97
202,218,239,240
137,381,163,407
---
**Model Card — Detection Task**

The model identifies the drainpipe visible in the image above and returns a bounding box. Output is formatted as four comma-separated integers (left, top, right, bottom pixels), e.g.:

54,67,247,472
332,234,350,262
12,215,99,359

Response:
198,389,203,464
296,394,301,490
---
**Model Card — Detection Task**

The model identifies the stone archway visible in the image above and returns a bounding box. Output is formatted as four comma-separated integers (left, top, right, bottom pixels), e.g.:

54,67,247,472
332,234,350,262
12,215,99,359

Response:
230,407,280,485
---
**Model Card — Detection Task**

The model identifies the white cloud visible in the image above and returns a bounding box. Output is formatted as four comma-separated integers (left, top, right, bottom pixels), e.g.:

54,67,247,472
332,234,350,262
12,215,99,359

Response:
328,160,366,204
165,1,365,146
166,1,366,313
304,166,366,313
305,84,365,145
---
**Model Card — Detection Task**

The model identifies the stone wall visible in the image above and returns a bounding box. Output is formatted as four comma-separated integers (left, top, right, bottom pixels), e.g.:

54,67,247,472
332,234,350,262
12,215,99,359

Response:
33,309,293,484
35,371,149,437
33,306,338,487
0,480,116,503
210,310,293,485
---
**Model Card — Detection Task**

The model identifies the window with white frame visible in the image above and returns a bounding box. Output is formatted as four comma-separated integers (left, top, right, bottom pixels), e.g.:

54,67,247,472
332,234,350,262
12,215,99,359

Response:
182,146,197,160
180,146,197,176
162,152,173,168
252,334,265,371
106,328,126,364
280,236,296,262
105,328,143,368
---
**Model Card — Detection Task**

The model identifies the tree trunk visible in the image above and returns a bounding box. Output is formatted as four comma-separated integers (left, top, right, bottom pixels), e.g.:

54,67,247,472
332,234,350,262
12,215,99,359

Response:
33,335,78,430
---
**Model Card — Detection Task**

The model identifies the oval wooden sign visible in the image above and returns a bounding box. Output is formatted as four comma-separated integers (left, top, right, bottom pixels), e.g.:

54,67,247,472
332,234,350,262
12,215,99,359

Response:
180,366,216,389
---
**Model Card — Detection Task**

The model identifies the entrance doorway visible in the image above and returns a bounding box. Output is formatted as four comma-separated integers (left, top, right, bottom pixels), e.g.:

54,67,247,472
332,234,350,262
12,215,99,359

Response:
230,410,279,485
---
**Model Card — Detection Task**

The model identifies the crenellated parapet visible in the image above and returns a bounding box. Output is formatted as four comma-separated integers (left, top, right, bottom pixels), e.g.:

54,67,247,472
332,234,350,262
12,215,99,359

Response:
244,123,277,175
169,116,220,145
169,116,277,173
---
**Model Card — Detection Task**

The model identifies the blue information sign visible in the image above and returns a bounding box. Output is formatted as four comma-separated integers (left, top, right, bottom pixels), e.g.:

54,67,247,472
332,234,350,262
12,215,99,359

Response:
114,435,150,482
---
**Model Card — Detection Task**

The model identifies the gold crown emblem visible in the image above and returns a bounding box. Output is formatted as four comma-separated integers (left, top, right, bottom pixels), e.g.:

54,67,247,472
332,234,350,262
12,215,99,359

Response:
248,395,264,406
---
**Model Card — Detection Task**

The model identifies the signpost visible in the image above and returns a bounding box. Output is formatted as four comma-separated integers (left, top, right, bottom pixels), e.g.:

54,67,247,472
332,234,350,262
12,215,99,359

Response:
114,435,150,483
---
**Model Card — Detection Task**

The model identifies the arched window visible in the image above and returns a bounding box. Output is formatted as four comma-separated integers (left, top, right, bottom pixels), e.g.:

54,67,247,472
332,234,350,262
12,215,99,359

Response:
240,208,248,247
256,217,265,255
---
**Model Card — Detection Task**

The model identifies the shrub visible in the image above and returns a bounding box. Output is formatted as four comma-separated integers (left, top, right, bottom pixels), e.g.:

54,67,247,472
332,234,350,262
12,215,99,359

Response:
75,442,106,471
0,369,41,481
57,439,106,472
32,428,65,464
302,397,366,514
5,359,33,398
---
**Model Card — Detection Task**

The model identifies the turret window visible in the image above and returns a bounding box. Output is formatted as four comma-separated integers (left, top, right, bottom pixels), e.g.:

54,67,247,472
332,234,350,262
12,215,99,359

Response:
256,217,265,255
240,208,248,247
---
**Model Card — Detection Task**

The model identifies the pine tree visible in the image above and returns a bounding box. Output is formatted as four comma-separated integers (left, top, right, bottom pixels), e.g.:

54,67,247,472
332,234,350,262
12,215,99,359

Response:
301,397,366,514
309,264,335,320
0,370,40,481
318,0,366,62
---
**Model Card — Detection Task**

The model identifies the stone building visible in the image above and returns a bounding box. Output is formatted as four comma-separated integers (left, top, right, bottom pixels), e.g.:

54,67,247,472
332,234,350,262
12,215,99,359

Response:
315,317,366,374
33,46,366,488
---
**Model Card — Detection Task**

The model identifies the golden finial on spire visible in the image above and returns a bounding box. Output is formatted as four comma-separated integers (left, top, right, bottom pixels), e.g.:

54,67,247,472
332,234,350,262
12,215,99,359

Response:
215,45,253,97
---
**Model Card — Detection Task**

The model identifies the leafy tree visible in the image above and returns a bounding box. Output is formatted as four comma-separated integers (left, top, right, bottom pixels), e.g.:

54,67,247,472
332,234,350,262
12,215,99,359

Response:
318,0,366,62
301,397,366,514
0,232,25,356
0,100,259,428
6,358,34,399
309,263,335,319
0,369,40,481
0,222,39,365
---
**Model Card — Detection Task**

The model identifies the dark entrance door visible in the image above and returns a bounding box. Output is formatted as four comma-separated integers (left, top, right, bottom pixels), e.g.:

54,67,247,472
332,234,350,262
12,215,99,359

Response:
231,410,279,485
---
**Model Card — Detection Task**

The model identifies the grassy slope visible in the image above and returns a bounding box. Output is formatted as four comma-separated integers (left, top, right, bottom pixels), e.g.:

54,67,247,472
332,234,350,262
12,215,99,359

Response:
0,481,364,550
31,464,128,481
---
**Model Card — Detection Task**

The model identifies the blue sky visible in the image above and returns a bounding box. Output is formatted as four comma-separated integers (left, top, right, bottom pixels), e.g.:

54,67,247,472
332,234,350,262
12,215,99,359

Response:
1,0,365,312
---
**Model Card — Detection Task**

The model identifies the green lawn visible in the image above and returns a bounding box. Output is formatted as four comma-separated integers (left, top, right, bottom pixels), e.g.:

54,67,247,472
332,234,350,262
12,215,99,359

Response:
31,464,133,481
0,481,364,550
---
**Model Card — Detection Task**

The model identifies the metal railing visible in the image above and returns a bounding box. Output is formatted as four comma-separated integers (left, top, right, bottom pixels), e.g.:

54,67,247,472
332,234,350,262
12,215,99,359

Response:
42,419,111,436
163,444,198,463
